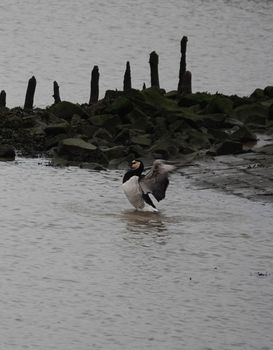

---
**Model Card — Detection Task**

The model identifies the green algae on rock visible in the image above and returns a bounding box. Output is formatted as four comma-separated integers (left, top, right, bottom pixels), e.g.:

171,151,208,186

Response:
1,86,273,167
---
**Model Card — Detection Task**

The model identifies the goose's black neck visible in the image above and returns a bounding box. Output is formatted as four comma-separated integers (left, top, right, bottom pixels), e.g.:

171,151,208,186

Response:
122,164,144,183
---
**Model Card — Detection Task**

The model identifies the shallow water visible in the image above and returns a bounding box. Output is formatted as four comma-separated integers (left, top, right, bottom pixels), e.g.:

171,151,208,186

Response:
0,0,273,107
1,158,273,349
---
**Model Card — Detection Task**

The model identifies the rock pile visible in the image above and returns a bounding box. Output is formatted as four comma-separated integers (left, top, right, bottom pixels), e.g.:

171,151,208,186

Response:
0,86,273,167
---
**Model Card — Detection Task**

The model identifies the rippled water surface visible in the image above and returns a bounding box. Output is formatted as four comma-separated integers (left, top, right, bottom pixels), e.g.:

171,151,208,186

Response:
0,0,273,107
1,158,273,349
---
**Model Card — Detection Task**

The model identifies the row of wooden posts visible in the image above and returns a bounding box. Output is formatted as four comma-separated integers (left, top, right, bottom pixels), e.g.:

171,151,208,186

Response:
0,36,191,109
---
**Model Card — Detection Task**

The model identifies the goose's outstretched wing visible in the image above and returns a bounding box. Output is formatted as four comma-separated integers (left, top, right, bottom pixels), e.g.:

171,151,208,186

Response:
139,160,175,202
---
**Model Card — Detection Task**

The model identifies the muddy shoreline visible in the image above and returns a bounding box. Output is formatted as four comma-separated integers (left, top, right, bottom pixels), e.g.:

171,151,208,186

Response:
178,136,273,204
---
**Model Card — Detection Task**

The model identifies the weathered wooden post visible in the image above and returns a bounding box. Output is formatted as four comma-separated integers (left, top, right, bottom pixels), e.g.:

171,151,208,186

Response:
180,71,192,95
178,36,188,93
123,61,132,91
24,76,36,109
53,81,61,104
89,65,99,105
149,51,160,88
0,90,6,107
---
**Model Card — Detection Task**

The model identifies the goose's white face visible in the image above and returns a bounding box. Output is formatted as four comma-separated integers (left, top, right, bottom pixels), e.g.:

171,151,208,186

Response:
131,160,141,170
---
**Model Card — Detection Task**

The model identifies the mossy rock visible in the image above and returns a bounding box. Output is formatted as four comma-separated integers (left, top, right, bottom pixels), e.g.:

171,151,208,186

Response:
264,86,273,98
269,103,273,120
185,129,211,150
49,101,88,121
232,103,268,125
169,119,192,133
260,98,273,109
100,145,128,160
131,134,152,147
149,135,179,159
114,128,131,144
154,116,168,136
104,90,124,101
207,129,229,143
206,95,233,114
164,90,179,100
250,88,265,100
57,137,107,164
129,144,145,157
2,115,23,129
93,128,113,141
106,96,133,116
178,92,214,108
229,95,251,108
126,108,152,131
89,114,120,131
142,87,179,113
214,140,243,155
0,144,15,161
173,110,226,129
229,125,257,142
223,117,244,128
44,122,70,136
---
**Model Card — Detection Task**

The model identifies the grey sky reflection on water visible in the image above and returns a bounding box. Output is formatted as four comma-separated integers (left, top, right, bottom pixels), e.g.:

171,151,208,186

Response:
120,210,167,233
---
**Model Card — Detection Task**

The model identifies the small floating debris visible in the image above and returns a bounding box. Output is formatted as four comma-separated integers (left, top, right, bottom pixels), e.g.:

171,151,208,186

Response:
251,271,271,277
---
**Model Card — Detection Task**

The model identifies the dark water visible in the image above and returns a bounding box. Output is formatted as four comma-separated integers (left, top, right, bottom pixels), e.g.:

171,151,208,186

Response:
1,158,273,349
0,0,273,107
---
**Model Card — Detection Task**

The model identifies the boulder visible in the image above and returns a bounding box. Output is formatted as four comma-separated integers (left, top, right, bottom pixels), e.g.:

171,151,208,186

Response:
44,122,70,136
89,114,118,127
126,108,152,131
131,134,152,147
93,128,113,142
142,87,178,113
154,116,168,136
49,101,88,121
185,129,211,150
45,133,68,150
207,129,229,143
105,96,133,116
178,92,213,108
57,138,107,164
232,103,268,126
100,145,128,160
129,144,145,157
229,125,257,142
250,88,265,100
114,128,131,144
149,136,179,159
206,95,233,114
0,144,15,161
214,140,243,155
264,86,273,98
89,114,121,134
2,115,23,129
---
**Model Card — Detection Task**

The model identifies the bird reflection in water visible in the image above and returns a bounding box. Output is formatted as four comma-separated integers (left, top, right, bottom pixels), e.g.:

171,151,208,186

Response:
119,210,169,245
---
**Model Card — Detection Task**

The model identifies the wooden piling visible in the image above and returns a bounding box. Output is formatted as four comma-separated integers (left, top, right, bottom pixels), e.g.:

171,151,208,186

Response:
178,36,188,93
180,71,192,95
53,81,61,104
89,65,99,105
123,61,132,91
0,90,6,107
24,76,36,109
149,51,160,88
